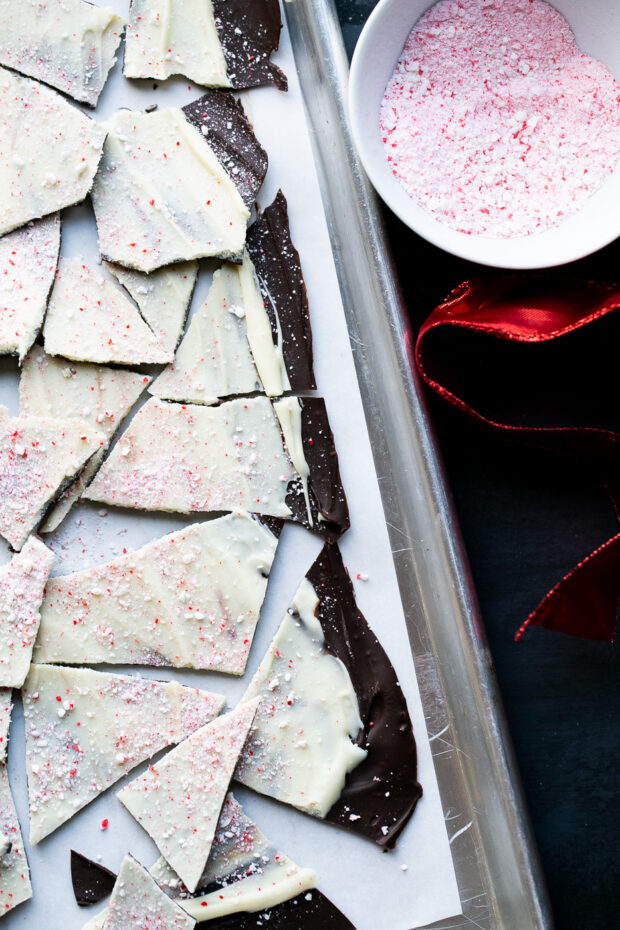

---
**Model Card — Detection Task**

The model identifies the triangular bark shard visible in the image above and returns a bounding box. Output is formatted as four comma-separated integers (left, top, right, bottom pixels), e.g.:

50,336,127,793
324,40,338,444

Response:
118,700,259,893
23,664,225,843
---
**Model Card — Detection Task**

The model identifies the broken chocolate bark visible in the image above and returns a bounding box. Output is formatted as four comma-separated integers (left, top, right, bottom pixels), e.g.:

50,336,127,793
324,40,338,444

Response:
124,0,286,91
308,545,423,848
212,0,287,91
118,701,259,894
85,395,349,541
246,190,315,392
0,215,60,362
182,91,268,211
236,544,421,849
71,851,116,907
0,0,124,106
204,890,356,929
152,792,316,921
279,397,350,542
0,67,106,236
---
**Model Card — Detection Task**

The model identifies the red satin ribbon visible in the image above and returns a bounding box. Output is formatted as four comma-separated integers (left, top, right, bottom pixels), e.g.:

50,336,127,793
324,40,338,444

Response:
415,276,620,642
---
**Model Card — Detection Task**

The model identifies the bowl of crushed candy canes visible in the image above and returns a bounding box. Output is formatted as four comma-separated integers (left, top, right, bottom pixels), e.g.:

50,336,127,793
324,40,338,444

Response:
349,0,620,269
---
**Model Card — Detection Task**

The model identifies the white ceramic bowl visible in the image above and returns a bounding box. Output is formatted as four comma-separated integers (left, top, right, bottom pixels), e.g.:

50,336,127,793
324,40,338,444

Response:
349,0,620,268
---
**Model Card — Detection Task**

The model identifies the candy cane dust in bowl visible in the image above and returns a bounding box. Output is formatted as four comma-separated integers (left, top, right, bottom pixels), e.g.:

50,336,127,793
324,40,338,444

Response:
380,0,620,239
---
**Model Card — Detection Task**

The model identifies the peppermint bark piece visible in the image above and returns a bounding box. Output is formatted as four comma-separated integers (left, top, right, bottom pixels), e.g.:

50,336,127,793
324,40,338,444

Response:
182,92,268,212
0,537,54,688
124,0,286,91
152,193,314,404
245,191,314,392
20,346,150,531
92,100,266,272
23,663,225,843
106,261,198,356
43,257,172,365
0,215,60,362
98,855,195,930
236,545,423,849
0,0,124,106
151,793,316,922
0,690,11,764
118,700,259,894
0,765,32,915
0,407,104,551
71,850,116,908
0,68,106,236
85,396,349,540
191,890,356,929
36,512,281,673
151,255,281,404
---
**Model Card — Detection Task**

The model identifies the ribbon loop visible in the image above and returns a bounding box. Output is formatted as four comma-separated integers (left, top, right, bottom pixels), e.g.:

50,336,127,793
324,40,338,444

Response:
416,277,620,642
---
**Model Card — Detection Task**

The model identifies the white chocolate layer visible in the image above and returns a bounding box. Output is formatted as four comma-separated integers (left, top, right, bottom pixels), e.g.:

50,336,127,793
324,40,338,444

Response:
0,765,32,915
92,108,249,272
102,855,195,930
124,0,229,88
0,537,54,689
36,512,278,674
43,257,172,365
0,0,124,106
0,67,106,236
0,406,104,551
236,577,367,817
118,700,259,894
152,792,316,921
152,252,288,405
85,396,295,518
0,215,60,361
0,690,11,764
20,346,150,530
106,260,198,355
23,664,225,843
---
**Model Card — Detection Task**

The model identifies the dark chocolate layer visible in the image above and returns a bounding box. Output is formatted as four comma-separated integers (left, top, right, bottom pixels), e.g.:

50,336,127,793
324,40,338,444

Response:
70,850,116,907
307,545,422,848
206,890,356,929
247,191,315,392
182,91,268,211
254,514,285,539
212,0,288,91
285,397,350,542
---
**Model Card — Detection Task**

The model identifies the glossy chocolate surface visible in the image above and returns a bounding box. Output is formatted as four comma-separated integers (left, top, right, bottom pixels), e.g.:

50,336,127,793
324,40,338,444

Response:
307,545,422,848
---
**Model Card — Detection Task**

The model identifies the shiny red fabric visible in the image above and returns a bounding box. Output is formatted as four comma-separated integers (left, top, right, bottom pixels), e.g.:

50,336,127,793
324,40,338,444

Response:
415,276,620,642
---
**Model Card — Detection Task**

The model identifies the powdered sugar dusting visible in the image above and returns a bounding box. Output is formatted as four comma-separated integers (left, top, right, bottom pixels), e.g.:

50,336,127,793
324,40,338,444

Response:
380,0,620,238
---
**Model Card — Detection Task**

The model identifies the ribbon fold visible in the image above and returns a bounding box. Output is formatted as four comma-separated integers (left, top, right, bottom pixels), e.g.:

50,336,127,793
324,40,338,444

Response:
415,276,620,642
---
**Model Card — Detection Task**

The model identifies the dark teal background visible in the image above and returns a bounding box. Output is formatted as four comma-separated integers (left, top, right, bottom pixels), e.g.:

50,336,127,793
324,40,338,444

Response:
334,3,619,929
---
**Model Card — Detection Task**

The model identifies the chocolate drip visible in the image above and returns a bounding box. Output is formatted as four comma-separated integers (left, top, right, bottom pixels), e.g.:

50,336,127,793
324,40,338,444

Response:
182,91,268,211
70,850,116,907
247,191,315,392
286,398,350,542
205,889,356,929
212,0,288,91
307,545,423,849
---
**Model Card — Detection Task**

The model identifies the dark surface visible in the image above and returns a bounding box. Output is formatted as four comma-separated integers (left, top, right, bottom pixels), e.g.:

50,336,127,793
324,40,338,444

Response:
334,3,619,930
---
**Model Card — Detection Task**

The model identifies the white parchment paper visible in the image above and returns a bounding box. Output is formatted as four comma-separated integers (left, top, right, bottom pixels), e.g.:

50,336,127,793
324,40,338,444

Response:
0,3,461,927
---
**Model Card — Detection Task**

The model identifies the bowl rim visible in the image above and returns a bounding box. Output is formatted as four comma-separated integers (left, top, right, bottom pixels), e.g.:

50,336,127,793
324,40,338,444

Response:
348,0,620,270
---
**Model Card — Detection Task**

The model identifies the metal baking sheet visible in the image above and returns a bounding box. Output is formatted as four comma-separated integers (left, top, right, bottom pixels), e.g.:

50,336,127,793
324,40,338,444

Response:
0,1,484,928
283,1,555,928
